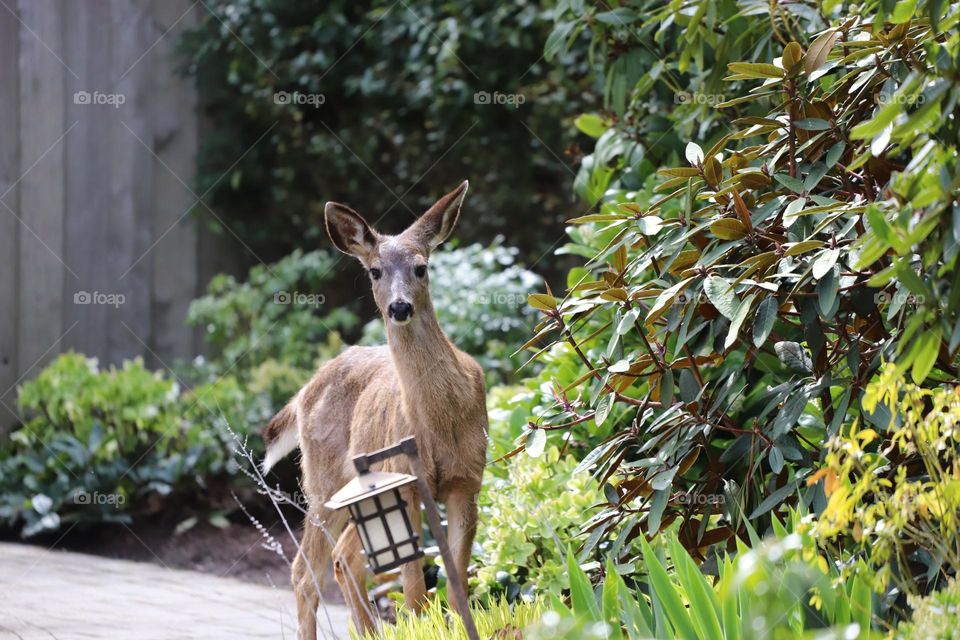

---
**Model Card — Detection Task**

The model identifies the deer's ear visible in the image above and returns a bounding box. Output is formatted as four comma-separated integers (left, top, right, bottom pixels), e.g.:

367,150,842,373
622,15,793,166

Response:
404,180,468,250
325,203,379,260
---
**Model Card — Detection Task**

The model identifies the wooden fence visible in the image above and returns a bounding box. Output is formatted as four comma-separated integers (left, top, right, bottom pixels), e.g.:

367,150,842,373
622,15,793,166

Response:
0,1,233,430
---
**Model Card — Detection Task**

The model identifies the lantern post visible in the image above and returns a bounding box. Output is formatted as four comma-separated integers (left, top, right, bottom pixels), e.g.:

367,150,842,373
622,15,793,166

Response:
325,436,480,640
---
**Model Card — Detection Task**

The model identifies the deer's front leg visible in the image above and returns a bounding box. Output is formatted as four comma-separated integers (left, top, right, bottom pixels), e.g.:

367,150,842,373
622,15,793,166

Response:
400,485,427,613
444,489,479,611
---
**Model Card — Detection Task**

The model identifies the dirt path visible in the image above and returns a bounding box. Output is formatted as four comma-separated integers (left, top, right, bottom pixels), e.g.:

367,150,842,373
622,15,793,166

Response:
0,542,351,639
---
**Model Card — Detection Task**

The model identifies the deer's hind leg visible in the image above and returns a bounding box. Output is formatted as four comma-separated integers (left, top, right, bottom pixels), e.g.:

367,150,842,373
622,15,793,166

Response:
332,524,377,635
293,506,346,640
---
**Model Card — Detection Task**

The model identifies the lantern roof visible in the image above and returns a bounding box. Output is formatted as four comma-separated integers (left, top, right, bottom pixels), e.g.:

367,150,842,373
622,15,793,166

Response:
325,470,418,509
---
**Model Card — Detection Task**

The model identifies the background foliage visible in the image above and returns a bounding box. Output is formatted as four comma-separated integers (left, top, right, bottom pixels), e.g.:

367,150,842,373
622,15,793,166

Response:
179,0,593,263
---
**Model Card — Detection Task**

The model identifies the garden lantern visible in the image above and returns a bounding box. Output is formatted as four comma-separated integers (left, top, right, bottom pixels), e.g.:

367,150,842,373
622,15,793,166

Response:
325,436,480,640
324,469,423,573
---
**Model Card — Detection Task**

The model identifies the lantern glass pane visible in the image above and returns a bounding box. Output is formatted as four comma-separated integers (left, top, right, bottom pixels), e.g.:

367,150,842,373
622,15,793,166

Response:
349,487,424,573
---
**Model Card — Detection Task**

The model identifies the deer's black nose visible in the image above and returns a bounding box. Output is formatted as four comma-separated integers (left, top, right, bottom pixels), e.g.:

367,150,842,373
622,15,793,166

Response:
388,301,413,321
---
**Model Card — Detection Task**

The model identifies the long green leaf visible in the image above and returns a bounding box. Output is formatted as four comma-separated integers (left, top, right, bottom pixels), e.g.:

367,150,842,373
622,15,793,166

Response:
668,537,723,640
602,557,624,640
567,547,601,621
640,537,699,640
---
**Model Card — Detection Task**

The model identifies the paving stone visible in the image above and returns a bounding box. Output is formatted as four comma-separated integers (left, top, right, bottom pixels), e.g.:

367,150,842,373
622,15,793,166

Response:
0,543,351,639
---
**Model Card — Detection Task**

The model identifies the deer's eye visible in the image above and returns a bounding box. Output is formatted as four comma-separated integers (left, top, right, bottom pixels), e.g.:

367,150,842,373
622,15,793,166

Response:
369,267,382,280
414,265,427,279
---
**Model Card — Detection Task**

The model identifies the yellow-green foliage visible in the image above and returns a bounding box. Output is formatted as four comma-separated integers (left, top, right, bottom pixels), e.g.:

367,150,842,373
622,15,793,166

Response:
475,446,603,598
351,597,544,640
813,364,960,591
894,580,960,640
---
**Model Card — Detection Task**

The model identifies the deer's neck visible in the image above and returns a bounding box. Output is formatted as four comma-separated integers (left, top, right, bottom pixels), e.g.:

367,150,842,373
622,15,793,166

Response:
385,305,461,404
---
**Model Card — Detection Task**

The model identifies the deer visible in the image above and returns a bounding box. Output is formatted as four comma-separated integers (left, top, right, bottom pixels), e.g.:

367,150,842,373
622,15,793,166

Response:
261,181,489,638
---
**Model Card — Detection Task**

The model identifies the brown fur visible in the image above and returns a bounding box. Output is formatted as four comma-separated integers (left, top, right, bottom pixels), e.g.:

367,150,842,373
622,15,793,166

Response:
263,182,488,638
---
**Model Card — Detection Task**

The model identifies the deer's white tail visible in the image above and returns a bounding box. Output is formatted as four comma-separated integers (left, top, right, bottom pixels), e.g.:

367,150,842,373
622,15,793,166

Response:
262,403,298,473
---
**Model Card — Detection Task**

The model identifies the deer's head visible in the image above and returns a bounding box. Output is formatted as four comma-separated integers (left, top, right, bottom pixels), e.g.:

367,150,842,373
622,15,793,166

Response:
324,181,468,327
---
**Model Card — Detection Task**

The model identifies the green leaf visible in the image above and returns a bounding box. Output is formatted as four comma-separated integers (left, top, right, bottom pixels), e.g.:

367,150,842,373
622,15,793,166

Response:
640,537,699,640
637,216,664,235
704,275,737,320
710,218,748,240
616,579,654,638
595,392,615,426
602,558,625,640
753,296,778,348
774,173,805,193
595,7,639,24
775,341,813,372
910,328,941,383
769,446,785,473
725,294,755,350
567,547,601,621
727,62,784,78
528,293,557,311
685,142,704,165
646,277,695,325
749,480,798,519
525,428,546,457
795,118,831,130
850,564,872,633
805,29,840,74
812,248,840,280
575,113,608,139
669,538,723,640
816,268,839,317
648,489,668,534
826,141,845,167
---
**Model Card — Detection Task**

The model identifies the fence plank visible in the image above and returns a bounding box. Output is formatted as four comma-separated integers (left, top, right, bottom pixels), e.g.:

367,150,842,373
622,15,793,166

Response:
150,0,200,365
105,0,154,363
16,0,68,386
63,0,111,361
0,6,20,430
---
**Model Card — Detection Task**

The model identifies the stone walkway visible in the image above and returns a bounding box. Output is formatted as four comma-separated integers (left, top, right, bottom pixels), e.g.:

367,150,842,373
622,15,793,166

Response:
0,542,352,639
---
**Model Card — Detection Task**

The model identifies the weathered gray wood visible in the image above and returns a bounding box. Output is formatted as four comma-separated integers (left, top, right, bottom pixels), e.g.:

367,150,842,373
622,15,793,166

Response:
0,5,21,431
16,0,68,386
63,0,112,361
0,0,218,435
150,0,201,364
106,0,154,363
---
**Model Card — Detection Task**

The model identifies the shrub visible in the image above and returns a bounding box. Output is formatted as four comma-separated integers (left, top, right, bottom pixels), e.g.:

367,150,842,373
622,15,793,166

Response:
186,248,356,380
352,597,544,640
361,239,541,383
518,0,960,560
474,446,603,600
814,365,960,595
0,353,253,537
895,580,960,640
179,0,590,258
